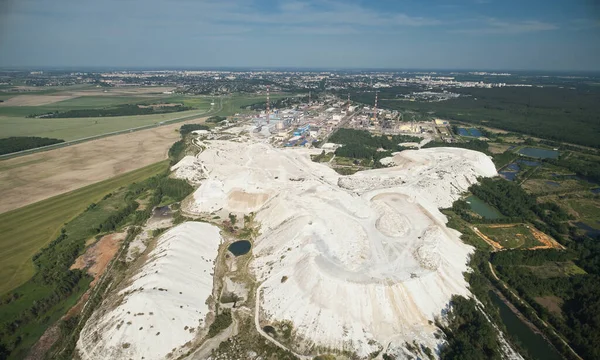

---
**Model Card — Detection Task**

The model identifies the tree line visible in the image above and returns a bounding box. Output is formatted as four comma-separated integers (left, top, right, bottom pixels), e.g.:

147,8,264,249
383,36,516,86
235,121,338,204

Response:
0,136,64,155
179,123,209,136
28,104,192,119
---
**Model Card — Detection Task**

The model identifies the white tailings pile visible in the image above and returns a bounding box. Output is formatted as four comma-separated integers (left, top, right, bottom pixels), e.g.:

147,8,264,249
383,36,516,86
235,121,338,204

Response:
77,222,222,360
170,155,207,185
181,140,497,357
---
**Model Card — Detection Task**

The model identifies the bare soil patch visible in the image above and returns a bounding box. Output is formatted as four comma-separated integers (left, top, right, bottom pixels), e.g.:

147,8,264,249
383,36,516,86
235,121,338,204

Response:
227,190,270,212
529,226,565,250
24,323,61,360
71,231,127,286
0,95,77,106
535,295,564,318
488,143,512,154
473,226,504,250
0,118,205,214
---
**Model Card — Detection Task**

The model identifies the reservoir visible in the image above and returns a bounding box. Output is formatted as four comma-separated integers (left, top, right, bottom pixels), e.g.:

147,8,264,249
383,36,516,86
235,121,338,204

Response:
228,240,251,256
489,291,562,360
457,127,483,137
518,147,559,159
466,195,503,219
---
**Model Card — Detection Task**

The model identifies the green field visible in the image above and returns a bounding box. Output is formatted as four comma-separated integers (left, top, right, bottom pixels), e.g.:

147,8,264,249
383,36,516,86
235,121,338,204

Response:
0,109,211,141
478,224,540,249
0,93,296,142
525,261,587,279
0,160,169,295
0,91,214,141
215,93,292,116
0,97,157,117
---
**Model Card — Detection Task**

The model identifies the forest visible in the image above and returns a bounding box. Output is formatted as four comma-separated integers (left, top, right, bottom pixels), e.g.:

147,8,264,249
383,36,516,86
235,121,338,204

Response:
329,128,420,163
179,123,210,136
354,85,600,148
0,136,64,155
469,178,535,219
27,104,192,119
439,296,502,360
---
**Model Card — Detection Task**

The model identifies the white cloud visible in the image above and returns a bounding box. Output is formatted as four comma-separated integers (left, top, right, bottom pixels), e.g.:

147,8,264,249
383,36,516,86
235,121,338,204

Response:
453,18,558,34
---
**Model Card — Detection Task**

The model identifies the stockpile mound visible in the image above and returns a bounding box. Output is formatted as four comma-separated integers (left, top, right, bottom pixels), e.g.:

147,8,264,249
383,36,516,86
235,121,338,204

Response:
76,222,222,360
182,140,496,357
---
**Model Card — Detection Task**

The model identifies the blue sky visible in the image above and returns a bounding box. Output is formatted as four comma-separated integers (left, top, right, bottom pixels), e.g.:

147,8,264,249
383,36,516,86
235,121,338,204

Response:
0,0,599,70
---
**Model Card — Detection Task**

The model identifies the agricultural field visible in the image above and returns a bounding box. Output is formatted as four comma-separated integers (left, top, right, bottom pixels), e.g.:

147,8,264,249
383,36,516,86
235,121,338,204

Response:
0,90,294,143
0,120,188,213
0,86,214,141
0,160,168,296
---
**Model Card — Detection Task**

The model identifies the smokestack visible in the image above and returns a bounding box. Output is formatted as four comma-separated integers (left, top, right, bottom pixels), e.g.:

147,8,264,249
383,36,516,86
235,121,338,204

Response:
266,85,270,125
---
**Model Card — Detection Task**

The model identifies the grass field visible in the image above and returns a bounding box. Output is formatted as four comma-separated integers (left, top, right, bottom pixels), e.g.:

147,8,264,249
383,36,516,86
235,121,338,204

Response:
478,224,540,249
0,88,214,141
0,160,169,295
524,261,587,279
0,92,294,141
0,108,210,141
215,93,292,116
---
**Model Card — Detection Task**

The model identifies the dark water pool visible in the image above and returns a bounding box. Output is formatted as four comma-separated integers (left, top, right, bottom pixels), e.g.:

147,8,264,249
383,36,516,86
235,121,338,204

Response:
575,222,600,238
489,291,562,360
228,240,251,256
457,127,483,137
518,147,559,159
153,206,171,218
499,162,520,181
466,195,503,219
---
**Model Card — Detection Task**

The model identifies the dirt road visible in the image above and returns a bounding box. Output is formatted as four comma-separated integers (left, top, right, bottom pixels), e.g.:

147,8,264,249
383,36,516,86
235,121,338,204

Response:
0,118,205,214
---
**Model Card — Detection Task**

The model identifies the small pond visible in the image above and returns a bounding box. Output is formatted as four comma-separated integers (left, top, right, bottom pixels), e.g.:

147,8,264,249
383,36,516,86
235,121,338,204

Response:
591,188,600,194
499,162,520,181
499,160,541,182
545,181,560,187
518,147,559,159
466,195,503,219
457,127,482,137
228,240,252,256
152,206,172,219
